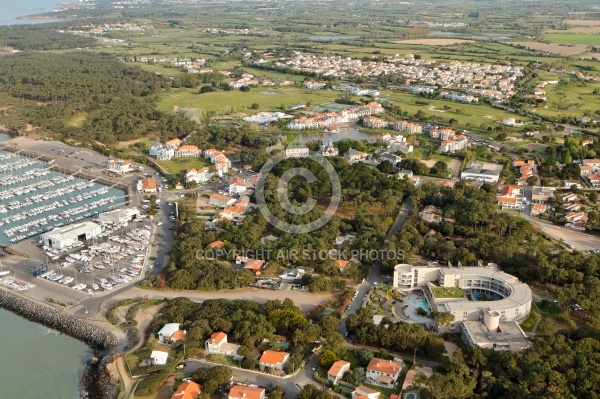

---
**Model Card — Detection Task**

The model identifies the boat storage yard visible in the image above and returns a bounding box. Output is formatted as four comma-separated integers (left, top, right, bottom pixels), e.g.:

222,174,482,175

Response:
0,148,153,295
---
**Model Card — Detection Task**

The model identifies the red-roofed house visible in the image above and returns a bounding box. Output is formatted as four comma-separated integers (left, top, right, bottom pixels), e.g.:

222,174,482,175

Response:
336,260,349,273
209,240,225,249
244,259,266,276
259,350,289,371
141,177,157,193
205,332,240,356
228,386,265,399
327,360,351,384
497,185,522,209
351,385,380,399
171,381,201,399
366,358,403,387
530,204,547,216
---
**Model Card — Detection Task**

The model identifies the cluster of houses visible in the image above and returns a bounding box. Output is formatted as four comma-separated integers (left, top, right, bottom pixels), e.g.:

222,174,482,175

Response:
513,159,535,186
429,128,468,153
332,84,380,96
439,91,478,103
528,185,595,230
135,56,207,73
256,52,522,103
219,71,294,88
580,158,600,188
285,102,384,130
326,357,404,391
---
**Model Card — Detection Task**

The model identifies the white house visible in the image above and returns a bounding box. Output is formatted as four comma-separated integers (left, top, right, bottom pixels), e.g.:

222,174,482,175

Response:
106,159,133,174
327,360,351,385
157,323,186,344
228,177,247,195
351,385,380,399
209,193,236,208
186,167,212,185
205,332,240,356
259,350,290,371
366,358,403,387
285,145,310,158
150,350,169,366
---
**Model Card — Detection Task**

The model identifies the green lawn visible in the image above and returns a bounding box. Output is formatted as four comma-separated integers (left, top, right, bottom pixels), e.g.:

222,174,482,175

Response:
545,34,600,45
519,305,539,332
157,85,339,115
158,157,211,175
364,383,401,397
533,81,600,119
430,287,464,299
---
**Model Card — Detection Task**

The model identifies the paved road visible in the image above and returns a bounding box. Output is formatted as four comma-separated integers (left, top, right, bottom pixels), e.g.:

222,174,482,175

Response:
181,355,321,398
386,199,413,242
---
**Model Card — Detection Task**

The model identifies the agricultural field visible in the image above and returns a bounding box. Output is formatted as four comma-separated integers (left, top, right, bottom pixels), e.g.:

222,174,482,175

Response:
507,41,590,56
394,39,475,45
544,33,600,45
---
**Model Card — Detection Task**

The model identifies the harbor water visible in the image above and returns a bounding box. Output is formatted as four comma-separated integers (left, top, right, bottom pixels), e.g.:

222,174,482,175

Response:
0,149,127,246
0,307,91,398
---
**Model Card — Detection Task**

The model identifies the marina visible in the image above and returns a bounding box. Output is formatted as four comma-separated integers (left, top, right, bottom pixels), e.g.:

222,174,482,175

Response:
0,149,127,245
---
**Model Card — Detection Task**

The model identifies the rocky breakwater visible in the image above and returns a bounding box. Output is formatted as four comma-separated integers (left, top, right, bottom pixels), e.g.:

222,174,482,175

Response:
0,289,116,349
0,288,122,398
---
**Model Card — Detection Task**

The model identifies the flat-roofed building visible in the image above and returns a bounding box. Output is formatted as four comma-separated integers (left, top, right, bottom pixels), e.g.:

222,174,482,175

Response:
461,309,531,351
41,221,102,249
285,145,310,158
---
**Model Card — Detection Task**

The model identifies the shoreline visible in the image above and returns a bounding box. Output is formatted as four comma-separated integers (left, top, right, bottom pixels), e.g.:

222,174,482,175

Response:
0,287,125,399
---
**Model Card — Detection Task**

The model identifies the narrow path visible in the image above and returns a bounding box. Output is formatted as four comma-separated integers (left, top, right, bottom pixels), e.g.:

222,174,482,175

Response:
530,301,543,335
116,354,134,399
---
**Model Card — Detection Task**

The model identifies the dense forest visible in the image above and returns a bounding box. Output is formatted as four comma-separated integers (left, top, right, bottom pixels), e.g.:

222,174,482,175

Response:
0,52,169,143
0,25,97,50
149,157,411,291
422,330,600,399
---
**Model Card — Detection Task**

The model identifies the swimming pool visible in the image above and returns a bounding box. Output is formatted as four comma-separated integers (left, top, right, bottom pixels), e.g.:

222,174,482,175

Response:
412,300,430,313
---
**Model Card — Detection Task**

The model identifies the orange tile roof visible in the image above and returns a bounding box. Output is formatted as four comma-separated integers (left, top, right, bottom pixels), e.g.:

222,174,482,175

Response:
498,195,517,204
209,240,224,249
244,259,266,271
171,330,187,341
142,177,157,190
229,385,265,399
328,360,350,376
171,381,201,399
259,350,289,365
178,144,200,151
500,185,520,196
336,260,349,269
367,358,402,375
207,331,227,345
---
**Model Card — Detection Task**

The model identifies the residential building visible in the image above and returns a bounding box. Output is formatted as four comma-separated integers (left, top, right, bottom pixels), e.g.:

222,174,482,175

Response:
228,386,265,399
205,332,241,356
157,323,186,344
259,350,290,371
587,173,600,188
497,185,522,209
583,159,600,170
351,385,380,399
209,240,225,249
244,259,266,276
530,204,547,216
392,264,441,290
186,168,211,185
512,159,535,168
149,143,175,160
344,149,368,162
303,81,327,89
175,145,202,157
171,381,201,399
531,186,556,203
366,358,403,387
363,116,388,129
391,121,422,134
149,350,169,366
210,193,236,208
141,177,158,193
106,159,133,174
430,128,456,140
336,260,349,273
285,145,310,158
279,266,308,282
379,152,402,167
328,360,351,385
461,309,531,352
228,177,247,195
397,170,413,180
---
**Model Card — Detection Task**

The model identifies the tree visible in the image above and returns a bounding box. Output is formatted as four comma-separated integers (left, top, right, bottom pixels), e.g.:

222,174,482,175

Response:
433,311,455,327
240,86,250,92
202,380,218,395
377,160,394,174
320,315,340,337
194,365,232,385
251,102,260,110
318,349,338,369
298,385,320,399
241,358,256,369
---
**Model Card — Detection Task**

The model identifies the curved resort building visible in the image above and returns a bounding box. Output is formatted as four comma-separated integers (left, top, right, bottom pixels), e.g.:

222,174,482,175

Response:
393,262,532,351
